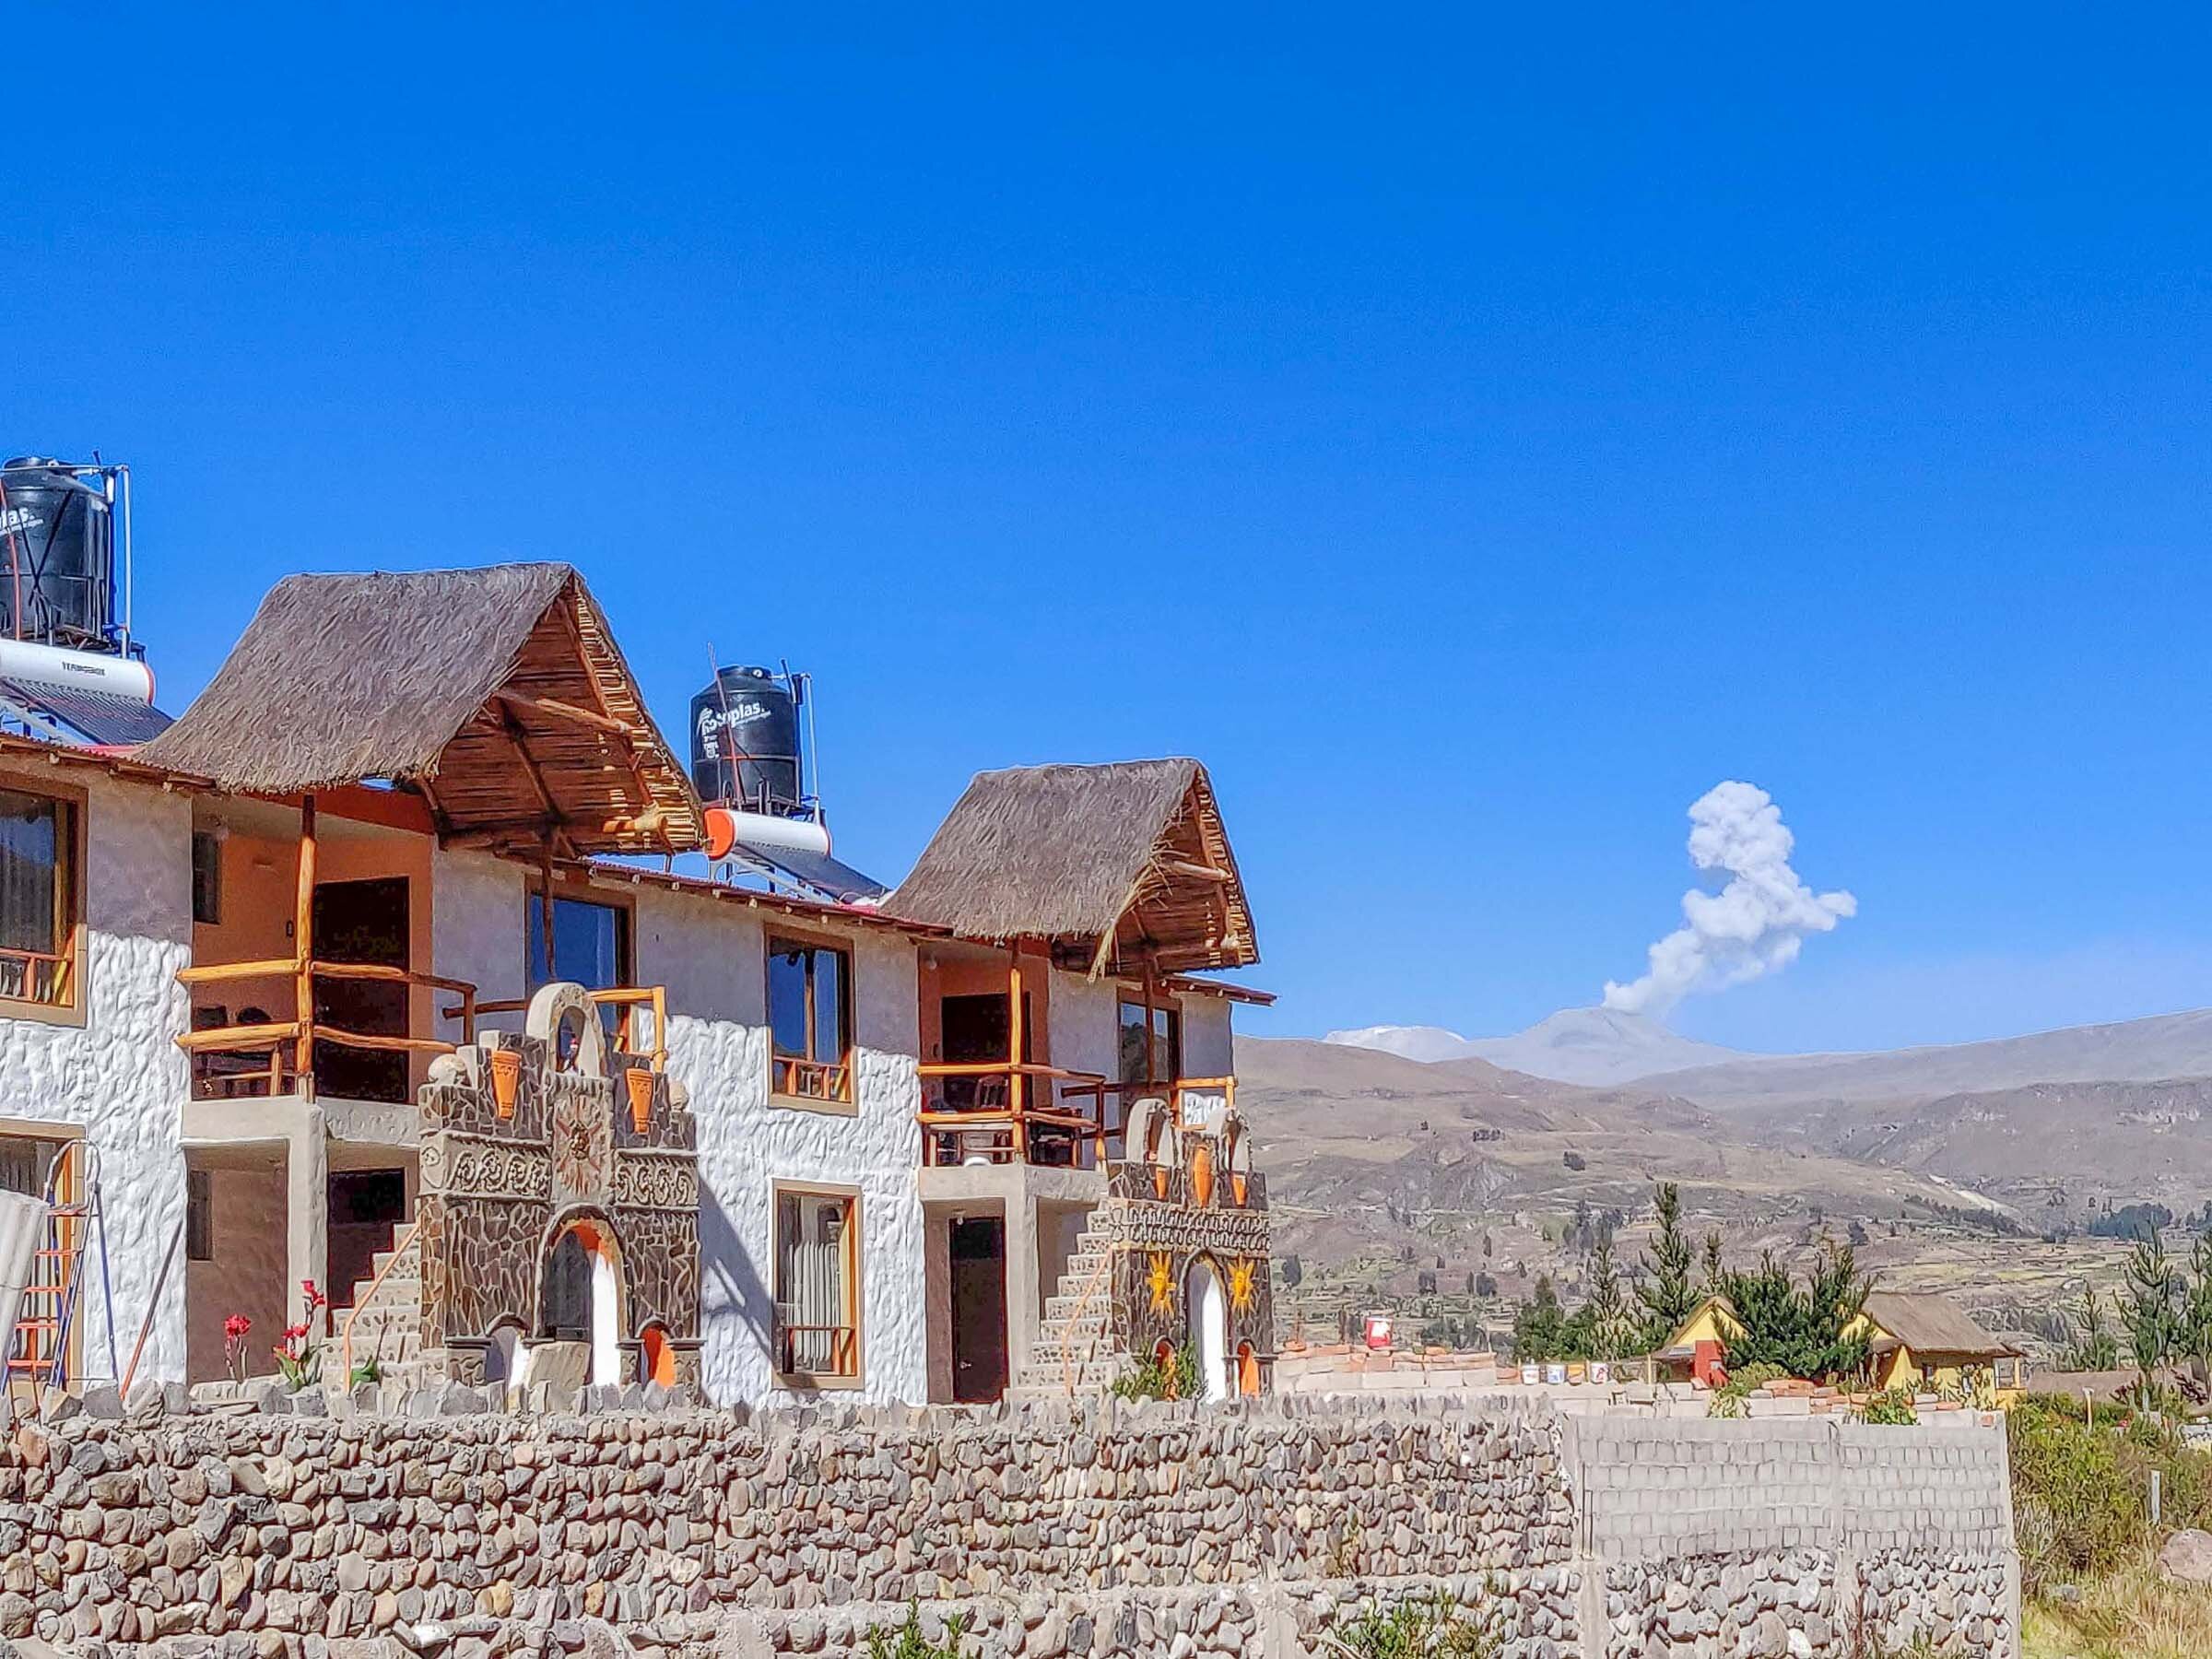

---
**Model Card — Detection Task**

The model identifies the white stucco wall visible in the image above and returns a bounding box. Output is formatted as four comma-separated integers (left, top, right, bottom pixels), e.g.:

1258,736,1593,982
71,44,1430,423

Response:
1047,970,1120,1083
0,767,192,1383
1182,994,1235,1079
429,847,527,1035
629,886,925,1407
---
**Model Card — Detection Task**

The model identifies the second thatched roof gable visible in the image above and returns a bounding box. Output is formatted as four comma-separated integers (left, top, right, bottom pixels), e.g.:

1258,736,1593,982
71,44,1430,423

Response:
884,758,1257,973
139,563,700,856
1861,1293,2018,1363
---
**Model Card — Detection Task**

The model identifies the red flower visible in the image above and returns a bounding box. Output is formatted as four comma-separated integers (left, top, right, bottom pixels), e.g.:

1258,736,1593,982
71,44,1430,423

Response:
223,1313,252,1338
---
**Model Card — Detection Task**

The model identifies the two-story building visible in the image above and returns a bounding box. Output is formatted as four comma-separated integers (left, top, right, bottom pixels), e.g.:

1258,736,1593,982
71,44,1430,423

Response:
0,561,1271,1407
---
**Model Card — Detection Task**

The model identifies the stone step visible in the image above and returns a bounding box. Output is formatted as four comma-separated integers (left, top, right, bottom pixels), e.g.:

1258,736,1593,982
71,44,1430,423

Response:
1042,1295,1109,1322
1028,1336,1108,1367
1035,1318,1108,1347
1008,1360,1124,1397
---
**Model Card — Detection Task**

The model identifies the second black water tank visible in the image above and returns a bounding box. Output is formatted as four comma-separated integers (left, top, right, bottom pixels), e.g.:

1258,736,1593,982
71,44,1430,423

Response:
689,665,801,811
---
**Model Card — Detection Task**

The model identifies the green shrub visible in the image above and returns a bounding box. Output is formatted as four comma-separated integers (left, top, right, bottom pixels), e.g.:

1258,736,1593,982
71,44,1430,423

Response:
1858,1387,1918,1426
864,1605,972,1659
1324,1589,1496,1657
1111,1343,1199,1402
2008,1394,2212,1588
1707,1361,1789,1418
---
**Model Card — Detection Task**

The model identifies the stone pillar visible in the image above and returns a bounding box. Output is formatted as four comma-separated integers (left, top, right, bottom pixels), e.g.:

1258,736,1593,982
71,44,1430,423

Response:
1004,1189,1042,1380
287,1104,328,1338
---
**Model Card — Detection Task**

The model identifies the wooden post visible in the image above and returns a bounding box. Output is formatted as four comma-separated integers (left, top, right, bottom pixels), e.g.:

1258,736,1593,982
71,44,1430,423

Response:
1140,959,1158,1099
294,794,317,1097
539,841,559,983
1006,948,1027,1163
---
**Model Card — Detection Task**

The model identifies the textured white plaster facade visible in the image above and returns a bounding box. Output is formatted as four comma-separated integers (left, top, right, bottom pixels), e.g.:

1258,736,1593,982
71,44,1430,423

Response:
0,767,192,1384
1045,969,1118,1081
429,847,528,1035
628,884,926,1406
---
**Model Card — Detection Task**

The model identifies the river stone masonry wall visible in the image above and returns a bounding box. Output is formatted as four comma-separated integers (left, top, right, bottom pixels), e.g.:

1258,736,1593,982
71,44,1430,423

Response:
0,1392,2014,1659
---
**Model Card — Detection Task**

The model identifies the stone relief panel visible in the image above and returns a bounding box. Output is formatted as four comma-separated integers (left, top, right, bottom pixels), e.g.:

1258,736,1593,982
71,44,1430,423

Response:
415,982,702,1382
1098,1105,1277,1382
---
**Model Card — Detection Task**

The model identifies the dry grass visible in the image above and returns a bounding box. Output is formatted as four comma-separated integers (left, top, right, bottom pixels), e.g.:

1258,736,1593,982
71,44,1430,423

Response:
2023,1547,2212,1659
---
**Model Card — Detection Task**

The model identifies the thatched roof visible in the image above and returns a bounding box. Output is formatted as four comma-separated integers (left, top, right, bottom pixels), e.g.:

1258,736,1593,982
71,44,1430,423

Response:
140,564,700,856
1861,1293,2017,1362
884,759,1257,973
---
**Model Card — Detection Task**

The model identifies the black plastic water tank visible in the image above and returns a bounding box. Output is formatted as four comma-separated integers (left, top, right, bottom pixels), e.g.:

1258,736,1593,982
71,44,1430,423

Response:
0,458,112,648
689,665,801,811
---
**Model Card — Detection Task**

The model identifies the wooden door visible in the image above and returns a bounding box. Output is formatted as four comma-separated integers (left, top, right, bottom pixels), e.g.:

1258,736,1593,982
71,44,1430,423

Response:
312,877,410,1102
949,1216,1008,1403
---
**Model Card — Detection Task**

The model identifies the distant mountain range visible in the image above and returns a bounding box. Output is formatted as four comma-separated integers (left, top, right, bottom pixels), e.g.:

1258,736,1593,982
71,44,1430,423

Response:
1326,1006,1743,1086
1281,1003,2212,1270
1324,1003,2212,1101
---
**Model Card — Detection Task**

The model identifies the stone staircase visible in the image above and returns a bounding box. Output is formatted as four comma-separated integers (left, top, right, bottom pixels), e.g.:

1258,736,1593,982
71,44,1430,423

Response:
1006,1217,1129,1401
326,1236,426,1393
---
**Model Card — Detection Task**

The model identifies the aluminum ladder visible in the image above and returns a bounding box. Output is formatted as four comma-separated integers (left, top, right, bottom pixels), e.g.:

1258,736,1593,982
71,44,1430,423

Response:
6,1141,119,1397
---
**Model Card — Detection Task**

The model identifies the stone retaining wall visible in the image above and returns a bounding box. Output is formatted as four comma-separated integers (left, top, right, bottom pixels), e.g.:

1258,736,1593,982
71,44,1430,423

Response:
0,1392,2016,1658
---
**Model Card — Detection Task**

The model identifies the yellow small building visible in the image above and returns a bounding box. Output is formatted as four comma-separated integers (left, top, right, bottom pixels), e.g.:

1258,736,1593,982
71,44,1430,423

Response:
1655,1288,2028,1402
1848,1292,2028,1403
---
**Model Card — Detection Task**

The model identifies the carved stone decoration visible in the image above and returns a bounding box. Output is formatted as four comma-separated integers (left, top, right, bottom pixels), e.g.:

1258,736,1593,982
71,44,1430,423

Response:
1097,1119,1277,1391
414,981,702,1394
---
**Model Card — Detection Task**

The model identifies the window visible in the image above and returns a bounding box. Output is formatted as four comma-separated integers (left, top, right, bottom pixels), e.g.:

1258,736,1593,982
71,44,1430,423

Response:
0,1135,51,1198
1118,995,1182,1089
190,830,222,925
0,784,78,1013
773,1186,859,1383
186,1168,213,1262
769,937,853,1104
525,893,631,991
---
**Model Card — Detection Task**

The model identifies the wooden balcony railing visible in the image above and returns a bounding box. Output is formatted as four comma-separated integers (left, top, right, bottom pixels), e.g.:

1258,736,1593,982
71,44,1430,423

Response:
773,1054,850,1103
0,946,72,1009
177,958,479,1101
773,1320,859,1381
917,1062,1112,1167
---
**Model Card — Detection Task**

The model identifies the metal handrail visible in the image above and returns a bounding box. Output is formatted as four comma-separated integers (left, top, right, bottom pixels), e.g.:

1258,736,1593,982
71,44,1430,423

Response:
339,1222,420,1386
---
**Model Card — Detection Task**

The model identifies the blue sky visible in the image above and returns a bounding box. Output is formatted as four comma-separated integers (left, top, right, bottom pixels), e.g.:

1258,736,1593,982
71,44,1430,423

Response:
12,6,2212,1053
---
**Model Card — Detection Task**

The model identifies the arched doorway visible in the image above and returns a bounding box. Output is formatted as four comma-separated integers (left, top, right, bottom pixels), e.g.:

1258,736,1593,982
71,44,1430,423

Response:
540,1218,624,1387
1185,1256,1231,1403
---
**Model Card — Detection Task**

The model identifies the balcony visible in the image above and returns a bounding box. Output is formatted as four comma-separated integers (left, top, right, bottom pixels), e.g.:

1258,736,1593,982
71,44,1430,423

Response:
916,1071,1239,1171
178,957,479,1103
917,1063,1112,1168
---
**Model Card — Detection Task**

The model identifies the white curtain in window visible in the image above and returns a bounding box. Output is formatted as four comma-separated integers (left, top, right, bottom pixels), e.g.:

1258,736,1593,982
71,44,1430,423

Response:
776,1193,849,1373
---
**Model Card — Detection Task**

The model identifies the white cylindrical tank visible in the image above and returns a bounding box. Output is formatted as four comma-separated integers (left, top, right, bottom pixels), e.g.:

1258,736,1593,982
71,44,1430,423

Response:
702,806,833,861
0,638,156,704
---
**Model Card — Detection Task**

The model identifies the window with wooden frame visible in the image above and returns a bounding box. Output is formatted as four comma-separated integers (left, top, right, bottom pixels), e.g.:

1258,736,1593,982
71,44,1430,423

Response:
190,830,223,926
525,891,633,991
0,782,82,1020
1117,992,1182,1090
771,1184,860,1384
768,935,853,1106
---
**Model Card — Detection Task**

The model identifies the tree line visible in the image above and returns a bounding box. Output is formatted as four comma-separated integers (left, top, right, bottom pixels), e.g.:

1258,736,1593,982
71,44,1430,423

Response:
1511,1181,1875,1381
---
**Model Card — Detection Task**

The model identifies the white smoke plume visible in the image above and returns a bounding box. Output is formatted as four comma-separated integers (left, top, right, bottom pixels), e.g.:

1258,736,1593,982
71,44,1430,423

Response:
1602,781,1856,1018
